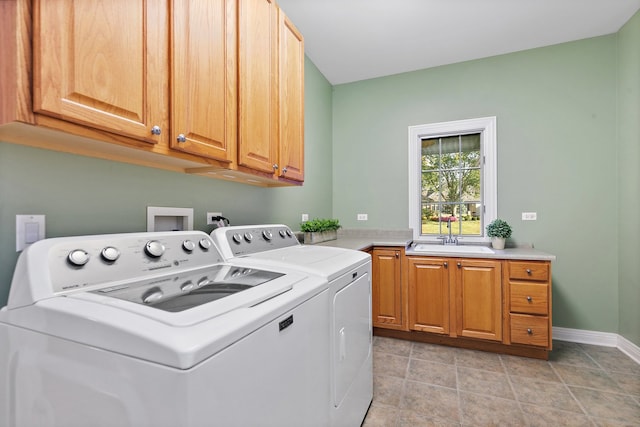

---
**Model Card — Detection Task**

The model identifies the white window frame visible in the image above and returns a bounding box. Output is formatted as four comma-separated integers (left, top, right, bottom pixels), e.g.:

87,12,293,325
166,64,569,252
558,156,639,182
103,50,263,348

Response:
408,116,497,243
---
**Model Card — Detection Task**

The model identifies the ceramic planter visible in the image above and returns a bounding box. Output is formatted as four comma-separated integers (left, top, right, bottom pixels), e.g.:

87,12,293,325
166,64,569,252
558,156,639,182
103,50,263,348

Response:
304,230,337,244
491,237,506,250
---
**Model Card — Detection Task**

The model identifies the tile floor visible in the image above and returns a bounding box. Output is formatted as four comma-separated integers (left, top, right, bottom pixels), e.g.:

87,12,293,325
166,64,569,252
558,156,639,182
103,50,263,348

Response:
363,337,640,426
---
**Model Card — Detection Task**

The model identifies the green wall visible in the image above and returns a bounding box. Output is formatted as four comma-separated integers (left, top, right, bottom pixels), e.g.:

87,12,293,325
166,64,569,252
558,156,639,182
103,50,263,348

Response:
332,36,621,335
617,10,640,346
0,57,333,306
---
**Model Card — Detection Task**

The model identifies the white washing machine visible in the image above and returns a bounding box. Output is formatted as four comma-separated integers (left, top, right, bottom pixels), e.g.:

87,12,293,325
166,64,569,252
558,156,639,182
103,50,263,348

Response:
211,224,373,427
0,231,330,427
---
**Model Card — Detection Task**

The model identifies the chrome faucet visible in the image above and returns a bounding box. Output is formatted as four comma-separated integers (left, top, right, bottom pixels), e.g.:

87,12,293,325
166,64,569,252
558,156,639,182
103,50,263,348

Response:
440,220,458,245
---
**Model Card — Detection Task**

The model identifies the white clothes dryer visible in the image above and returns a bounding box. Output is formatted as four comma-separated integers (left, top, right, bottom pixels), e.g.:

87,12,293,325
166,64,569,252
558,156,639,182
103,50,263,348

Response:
211,224,373,427
0,231,330,427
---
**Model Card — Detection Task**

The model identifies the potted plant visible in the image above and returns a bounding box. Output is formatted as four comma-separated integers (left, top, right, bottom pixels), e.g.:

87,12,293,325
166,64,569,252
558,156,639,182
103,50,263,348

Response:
300,218,341,244
486,218,512,249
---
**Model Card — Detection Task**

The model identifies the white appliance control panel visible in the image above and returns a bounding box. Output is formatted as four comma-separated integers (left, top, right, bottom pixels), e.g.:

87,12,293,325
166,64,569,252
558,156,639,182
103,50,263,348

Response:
212,224,299,258
15,231,223,299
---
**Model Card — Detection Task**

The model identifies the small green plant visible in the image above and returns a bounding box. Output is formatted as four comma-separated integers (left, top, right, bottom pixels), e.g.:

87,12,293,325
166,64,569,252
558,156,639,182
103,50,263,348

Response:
300,218,341,232
486,218,512,238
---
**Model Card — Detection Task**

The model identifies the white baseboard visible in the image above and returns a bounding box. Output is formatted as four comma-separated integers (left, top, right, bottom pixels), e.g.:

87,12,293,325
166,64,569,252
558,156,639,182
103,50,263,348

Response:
553,326,640,365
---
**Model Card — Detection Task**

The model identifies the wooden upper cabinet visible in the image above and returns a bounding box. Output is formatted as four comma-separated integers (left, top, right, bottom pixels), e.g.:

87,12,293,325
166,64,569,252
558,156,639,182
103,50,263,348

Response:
238,0,279,175
277,11,304,182
454,259,502,342
33,0,168,145
170,0,237,163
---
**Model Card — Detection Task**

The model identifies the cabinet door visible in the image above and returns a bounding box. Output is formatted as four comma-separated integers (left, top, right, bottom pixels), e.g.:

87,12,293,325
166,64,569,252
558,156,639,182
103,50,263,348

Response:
454,259,502,341
33,0,168,145
277,10,304,182
238,0,279,175
170,0,237,163
407,257,450,335
372,249,403,328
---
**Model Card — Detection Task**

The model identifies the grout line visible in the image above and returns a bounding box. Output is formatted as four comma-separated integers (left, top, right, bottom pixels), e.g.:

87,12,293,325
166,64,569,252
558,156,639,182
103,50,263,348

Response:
547,361,591,417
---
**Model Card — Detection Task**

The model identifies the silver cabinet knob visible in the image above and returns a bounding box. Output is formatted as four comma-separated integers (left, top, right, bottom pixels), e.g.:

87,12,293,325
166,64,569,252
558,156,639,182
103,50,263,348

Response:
443,261,448,268
526,296,533,302
151,125,162,135
282,167,288,173
272,163,279,170
526,269,532,275
177,134,186,143
527,328,533,335
457,262,462,268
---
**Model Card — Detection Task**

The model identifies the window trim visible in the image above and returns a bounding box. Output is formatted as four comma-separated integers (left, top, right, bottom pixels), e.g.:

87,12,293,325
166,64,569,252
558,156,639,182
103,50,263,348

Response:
408,116,497,243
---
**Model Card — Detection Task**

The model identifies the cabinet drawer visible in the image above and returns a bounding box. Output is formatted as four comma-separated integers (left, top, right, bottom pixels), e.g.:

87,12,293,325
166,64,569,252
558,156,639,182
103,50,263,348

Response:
510,314,549,347
510,282,549,315
509,262,549,281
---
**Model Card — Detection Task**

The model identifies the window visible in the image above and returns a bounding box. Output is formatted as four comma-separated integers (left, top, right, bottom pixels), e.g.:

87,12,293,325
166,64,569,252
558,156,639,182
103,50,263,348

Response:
408,117,497,242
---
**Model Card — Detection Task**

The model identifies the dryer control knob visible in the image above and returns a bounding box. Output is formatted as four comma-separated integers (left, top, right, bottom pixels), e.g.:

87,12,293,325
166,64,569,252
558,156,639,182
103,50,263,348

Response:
142,288,163,304
279,229,287,238
68,249,90,267
262,230,273,241
286,229,293,237
244,232,253,242
145,240,165,258
101,246,120,262
232,233,243,244
199,238,212,250
182,240,196,252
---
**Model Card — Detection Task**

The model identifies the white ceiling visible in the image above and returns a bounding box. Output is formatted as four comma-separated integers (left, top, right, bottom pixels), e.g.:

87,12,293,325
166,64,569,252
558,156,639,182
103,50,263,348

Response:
277,0,640,85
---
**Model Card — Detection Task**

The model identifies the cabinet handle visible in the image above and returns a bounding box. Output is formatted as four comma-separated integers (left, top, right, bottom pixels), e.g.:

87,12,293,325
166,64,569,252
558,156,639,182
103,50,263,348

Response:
443,261,448,268
527,328,533,335
526,296,532,302
457,262,461,268
282,167,288,173
273,163,279,170
177,134,186,143
151,125,161,135
395,252,399,258
526,269,532,275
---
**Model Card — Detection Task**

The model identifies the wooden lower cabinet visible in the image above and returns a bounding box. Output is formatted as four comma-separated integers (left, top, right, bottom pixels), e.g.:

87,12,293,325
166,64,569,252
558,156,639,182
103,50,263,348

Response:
408,257,502,341
374,250,553,359
371,247,405,329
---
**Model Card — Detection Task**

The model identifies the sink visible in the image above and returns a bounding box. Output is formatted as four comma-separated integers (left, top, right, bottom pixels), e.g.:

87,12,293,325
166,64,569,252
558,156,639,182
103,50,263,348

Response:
413,244,494,254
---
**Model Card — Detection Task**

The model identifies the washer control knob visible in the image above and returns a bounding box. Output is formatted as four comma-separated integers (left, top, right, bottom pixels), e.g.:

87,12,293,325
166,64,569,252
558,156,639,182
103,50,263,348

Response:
100,246,120,262
181,281,195,292
232,233,243,244
182,240,196,252
144,240,165,258
142,288,163,304
286,229,293,237
279,229,287,238
199,238,212,250
244,232,253,242
262,230,273,241
68,249,90,267
197,278,211,287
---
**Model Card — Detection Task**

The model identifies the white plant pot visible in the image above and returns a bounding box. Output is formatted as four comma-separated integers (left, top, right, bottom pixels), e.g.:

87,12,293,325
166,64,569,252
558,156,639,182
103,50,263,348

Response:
491,237,506,250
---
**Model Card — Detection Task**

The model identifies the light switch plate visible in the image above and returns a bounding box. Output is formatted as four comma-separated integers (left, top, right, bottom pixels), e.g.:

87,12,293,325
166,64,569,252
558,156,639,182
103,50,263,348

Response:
301,213,309,221
522,212,537,221
16,214,45,251
357,213,368,221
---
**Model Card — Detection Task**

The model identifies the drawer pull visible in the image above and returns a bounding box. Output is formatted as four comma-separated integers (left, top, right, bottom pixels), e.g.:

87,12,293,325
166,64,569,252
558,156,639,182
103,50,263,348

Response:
526,296,532,302
457,262,461,268
443,261,448,268
527,328,533,335
526,269,532,275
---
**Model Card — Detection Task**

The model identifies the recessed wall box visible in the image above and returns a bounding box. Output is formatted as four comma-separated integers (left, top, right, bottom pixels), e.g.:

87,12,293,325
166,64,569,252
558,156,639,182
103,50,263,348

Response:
147,207,194,232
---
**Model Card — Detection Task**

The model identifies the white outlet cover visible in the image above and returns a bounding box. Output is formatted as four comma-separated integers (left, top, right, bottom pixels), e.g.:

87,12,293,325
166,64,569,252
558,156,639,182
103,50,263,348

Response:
357,213,368,221
301,214,309,221
521,212,537,221
16,214,45,251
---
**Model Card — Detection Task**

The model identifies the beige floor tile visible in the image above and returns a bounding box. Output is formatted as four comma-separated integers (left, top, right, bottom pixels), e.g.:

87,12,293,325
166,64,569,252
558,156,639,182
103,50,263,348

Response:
502,354,561,382
407,359,457,389
510,376,583,413
608,372,640,397
570,386,640,424
455,348,505,373
401,380,460,423
554,364,624,393
362,403,401,427
374,336,413,357
580,345,640,376
374,351,409,379
410,342,458,365
520,404,593,427
373,374,404,407
459,391,525,426
549,340,600,369
397,410,462,427
456,366,514,400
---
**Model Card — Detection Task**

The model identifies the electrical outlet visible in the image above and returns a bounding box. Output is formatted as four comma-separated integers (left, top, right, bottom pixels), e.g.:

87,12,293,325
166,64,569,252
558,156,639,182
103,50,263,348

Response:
16,214,45,251
207,212,223,225
301,213,309,221
522,212,537,221
357,213,368,221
